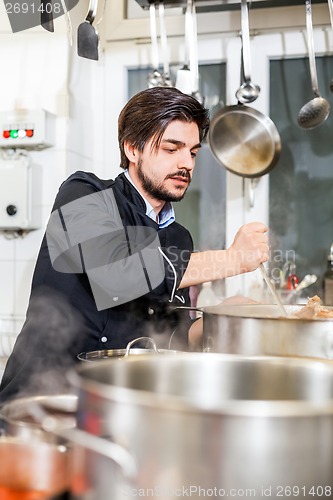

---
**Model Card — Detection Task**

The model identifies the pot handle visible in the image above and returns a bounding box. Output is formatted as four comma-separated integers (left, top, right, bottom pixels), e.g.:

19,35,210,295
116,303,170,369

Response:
125,336,159,355
27,404,137,480
58,427,137,480
172,305,203,313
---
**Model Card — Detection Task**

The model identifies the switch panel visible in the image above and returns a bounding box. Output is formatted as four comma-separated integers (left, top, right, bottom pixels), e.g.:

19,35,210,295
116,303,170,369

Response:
0,109,55,150
0,157,41,230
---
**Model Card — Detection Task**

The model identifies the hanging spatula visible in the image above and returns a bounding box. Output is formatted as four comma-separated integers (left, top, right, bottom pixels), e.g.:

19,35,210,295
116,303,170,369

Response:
41,0,54,32
77,0,99,61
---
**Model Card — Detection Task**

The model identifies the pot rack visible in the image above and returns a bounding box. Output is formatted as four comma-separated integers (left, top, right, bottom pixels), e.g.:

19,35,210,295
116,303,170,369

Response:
135,0,326,13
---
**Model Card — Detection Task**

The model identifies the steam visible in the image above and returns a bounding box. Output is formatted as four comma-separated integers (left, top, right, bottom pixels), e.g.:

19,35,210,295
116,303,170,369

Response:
0,288,85,403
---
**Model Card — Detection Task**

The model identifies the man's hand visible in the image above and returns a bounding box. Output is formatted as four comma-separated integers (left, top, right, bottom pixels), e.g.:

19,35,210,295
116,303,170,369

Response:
226,222,269,274
179,221,269,288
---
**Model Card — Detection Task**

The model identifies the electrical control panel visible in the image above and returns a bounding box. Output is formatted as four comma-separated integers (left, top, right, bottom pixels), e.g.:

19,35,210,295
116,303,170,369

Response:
0,156,42,230
0,109,55,150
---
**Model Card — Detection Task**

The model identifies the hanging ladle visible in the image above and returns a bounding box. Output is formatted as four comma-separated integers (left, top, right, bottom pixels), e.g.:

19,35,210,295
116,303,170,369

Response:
175,0,194,94
147,3,164,88
328,0,333,92
158,3,173,87
235,0,260,104
297,0,331,128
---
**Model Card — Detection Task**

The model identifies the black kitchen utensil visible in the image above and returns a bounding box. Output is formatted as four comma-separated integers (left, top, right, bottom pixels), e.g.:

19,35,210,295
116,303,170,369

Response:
77,0,99,61
41,0,54,32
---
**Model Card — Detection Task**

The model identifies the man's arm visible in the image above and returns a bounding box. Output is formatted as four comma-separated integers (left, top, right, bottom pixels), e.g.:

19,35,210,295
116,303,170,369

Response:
179,222,269,288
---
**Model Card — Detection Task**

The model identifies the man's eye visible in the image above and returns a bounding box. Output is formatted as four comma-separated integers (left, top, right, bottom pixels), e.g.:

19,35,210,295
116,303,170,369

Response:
191,152,197,158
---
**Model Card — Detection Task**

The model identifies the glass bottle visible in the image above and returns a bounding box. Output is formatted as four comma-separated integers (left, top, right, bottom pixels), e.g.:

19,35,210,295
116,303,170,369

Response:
323,244,333,306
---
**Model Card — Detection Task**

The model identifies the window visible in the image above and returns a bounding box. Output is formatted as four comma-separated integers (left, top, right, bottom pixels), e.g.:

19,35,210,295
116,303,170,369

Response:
269,55,333,296
127,62,226,251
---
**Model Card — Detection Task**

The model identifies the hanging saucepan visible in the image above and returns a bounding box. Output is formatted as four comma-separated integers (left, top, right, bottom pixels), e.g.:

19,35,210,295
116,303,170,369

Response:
208,104,281,178
208,0,281,178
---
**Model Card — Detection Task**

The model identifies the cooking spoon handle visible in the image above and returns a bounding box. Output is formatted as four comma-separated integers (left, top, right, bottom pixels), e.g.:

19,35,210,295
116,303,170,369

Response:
260,264,287,317
159,3,170,79
328,0,333,91
328,0,333,35
240,0,252,83
305,0,320,97
149,3,159,71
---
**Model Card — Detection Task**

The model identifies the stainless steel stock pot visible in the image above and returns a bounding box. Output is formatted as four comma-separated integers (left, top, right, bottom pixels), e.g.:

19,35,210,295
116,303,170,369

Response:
194,304,333,359
71,353,333,500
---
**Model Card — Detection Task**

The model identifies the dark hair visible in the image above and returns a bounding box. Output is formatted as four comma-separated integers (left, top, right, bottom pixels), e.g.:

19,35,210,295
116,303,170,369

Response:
118,87,210,170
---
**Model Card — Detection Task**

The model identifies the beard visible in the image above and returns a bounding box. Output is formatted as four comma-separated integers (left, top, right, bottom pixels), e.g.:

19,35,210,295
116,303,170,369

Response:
137,158,191,202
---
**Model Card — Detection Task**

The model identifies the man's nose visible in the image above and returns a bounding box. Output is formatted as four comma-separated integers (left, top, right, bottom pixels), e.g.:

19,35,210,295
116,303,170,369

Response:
177,150,194,170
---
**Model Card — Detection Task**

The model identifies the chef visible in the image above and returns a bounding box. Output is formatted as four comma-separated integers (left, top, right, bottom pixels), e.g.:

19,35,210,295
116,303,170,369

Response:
0,87,269,403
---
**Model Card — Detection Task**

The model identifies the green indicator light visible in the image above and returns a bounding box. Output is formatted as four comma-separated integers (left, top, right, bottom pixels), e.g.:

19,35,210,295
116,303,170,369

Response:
10,130,18,139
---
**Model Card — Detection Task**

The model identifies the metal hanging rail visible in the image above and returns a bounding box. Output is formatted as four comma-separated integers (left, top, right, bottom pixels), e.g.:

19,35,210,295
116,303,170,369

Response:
135,0,326,13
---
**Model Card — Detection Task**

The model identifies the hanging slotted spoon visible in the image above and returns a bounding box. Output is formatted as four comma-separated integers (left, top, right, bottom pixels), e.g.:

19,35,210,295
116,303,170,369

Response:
297,0,330,128
328,0,333,92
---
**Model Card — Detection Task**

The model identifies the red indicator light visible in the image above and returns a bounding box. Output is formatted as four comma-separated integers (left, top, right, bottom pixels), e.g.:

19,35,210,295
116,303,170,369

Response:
3,130,10,139
26,129,34,138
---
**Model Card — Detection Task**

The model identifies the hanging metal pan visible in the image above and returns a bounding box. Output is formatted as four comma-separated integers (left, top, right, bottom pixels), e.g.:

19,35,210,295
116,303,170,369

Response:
208,104,281,178
208,0,281,178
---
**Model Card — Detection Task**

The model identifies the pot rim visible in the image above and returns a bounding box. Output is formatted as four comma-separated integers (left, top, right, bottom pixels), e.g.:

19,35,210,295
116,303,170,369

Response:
72,353,333,418
77,347,179,361
0,393,77,436
199,303,333,321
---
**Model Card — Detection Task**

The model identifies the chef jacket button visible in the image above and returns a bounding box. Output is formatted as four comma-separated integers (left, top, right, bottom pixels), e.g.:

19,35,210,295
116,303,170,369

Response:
148,307,155,315
113,297,118,302
101,336,107,343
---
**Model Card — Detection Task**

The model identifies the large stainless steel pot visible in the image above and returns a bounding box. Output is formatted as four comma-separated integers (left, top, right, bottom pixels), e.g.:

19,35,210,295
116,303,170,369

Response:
200,304,333,359
72,353,333,500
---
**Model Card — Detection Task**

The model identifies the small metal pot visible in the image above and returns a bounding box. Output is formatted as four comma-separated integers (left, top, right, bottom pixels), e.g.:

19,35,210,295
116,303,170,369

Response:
0,393,77,443
0,394,76,498
0,436,70,498
200,303,333,359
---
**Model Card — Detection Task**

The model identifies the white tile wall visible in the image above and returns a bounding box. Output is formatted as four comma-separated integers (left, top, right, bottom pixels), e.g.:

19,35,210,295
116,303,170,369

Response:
0,233,15,260
0,31,70,336
30,150,68,207
0,27,106,349
0,262,15,315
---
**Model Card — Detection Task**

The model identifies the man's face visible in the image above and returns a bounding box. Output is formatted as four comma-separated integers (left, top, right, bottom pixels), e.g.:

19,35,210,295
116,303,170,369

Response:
135,120,201,203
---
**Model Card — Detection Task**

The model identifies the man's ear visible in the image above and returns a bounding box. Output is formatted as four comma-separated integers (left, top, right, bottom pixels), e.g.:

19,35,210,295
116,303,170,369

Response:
124,141,138,164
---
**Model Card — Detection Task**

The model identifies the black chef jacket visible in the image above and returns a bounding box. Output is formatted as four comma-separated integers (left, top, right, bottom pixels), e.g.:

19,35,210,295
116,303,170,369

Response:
0,171,193,404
